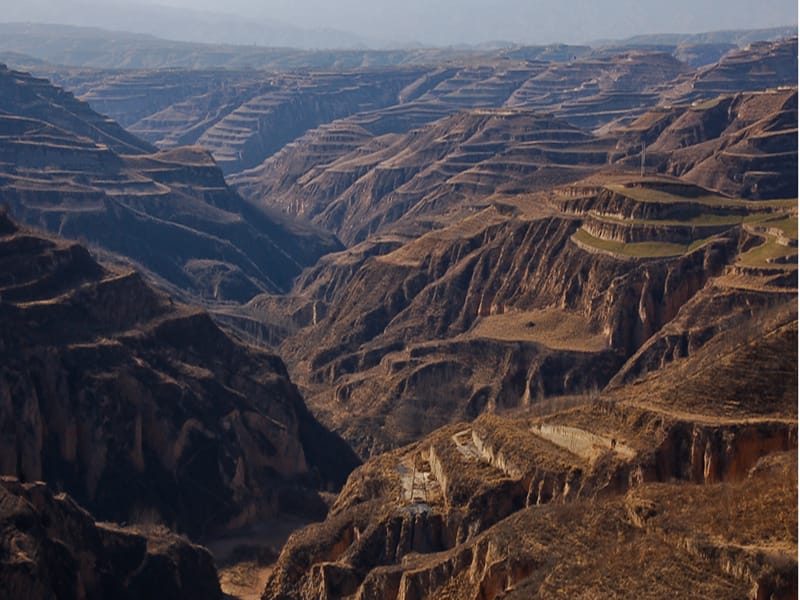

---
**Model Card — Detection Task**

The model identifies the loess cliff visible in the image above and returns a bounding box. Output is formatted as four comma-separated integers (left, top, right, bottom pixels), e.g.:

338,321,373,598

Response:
0,210,358,536
0,30,795,599
0,477,222,600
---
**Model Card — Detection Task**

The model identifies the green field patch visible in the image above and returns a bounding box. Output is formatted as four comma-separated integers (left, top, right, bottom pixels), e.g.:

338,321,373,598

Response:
758,214,798,239
738,235,799,268
573,228,699,258
605,183,797,210
590,211,744,227
690,97,725,111
604,183,729,205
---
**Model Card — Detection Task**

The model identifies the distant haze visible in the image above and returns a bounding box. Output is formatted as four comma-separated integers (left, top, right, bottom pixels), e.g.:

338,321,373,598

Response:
2,0,797,47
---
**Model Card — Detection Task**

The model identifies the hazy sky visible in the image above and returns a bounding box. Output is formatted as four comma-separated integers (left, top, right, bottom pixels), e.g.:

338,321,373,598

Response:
143,0,797,44
4,0,797,46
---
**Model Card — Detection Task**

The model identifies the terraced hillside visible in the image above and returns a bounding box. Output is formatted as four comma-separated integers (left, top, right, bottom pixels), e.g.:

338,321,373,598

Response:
231,50,691,201
236,110,612,246
6,38,792,212
259,173,798,583
0,63,153,155
614,87,798,199
661,36,799,105
0,209,358,536
233,39,796,225
228,83,798,459
0,28,795,599
192,70,434,174
0,64,341,303
267,169,796,456
4,50,793,462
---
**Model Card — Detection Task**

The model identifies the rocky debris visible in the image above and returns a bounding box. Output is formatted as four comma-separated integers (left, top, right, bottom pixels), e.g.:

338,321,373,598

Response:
0,477,222,600
0,210,359,536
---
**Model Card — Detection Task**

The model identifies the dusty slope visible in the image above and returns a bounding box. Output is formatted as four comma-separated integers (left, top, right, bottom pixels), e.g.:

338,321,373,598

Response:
235,38,792,211
262,165,796,457
239,110,609,246
614,87,798,199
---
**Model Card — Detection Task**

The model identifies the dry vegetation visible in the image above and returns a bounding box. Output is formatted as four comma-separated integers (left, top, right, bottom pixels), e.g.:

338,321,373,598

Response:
468,307,608,351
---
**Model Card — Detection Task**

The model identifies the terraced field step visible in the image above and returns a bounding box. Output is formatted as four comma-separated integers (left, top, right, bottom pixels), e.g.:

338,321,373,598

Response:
396,453,442,506
571,227,708,259
530,423,636,463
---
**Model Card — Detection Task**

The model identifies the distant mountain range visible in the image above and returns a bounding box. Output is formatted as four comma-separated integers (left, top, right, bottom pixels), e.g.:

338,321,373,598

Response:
1,0,373,49
0,21,795,71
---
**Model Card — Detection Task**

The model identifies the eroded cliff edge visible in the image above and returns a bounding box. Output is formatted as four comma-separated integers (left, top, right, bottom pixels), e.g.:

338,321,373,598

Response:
0,210,359,536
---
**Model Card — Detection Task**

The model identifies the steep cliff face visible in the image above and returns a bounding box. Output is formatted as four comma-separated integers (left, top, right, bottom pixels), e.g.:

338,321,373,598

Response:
0,477,222,600
263,414,796,599
0,211,359,536
278,193,750,455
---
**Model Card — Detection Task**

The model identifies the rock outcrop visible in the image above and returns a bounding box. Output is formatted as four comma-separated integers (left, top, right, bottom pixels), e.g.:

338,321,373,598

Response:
0,210,359,536
0,477,222,600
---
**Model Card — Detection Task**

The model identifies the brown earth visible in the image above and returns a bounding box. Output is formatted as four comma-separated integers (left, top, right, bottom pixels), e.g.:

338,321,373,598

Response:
0,34,795,599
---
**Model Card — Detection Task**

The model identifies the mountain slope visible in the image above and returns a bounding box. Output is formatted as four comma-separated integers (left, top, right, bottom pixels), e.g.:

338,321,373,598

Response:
0,210,359,535
617,88,798,199
0,64,341,303
233,82,797,457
